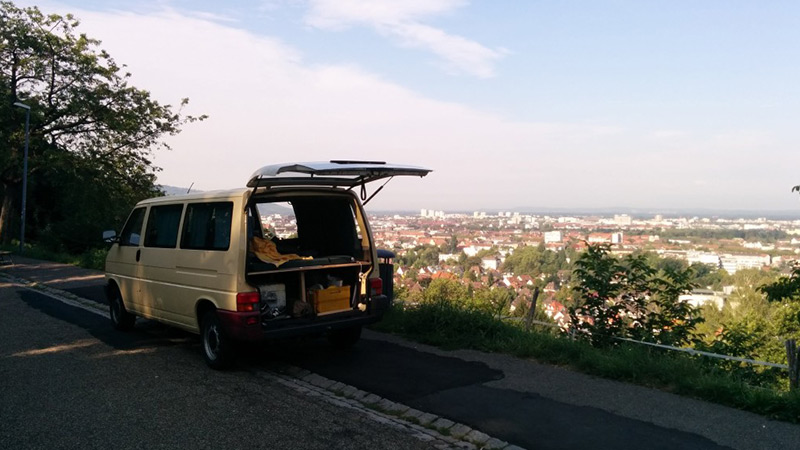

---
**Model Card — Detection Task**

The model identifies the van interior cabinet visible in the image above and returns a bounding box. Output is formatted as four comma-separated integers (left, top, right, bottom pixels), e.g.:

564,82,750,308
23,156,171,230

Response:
247,262,366,323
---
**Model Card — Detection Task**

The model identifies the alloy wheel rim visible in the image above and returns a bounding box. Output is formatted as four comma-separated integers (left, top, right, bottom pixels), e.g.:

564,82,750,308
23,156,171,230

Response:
205,324,220,360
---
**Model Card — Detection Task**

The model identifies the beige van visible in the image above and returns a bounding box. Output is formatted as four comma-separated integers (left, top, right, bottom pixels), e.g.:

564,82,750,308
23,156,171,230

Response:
104,161,430,368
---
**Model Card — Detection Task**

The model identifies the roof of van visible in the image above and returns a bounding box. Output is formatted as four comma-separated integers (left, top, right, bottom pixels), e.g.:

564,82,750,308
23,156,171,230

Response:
136,188,250,205
135,186,360,206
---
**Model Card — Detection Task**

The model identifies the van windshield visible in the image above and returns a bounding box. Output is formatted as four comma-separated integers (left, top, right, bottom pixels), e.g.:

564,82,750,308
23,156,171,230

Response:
251,195,367,263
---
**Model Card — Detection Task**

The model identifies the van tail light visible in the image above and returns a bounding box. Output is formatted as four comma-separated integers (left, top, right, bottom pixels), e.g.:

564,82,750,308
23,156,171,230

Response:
369,278,382,297
236,292,260,312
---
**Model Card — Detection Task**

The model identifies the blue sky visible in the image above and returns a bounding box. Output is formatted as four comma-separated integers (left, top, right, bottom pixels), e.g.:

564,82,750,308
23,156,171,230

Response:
19,1,800,212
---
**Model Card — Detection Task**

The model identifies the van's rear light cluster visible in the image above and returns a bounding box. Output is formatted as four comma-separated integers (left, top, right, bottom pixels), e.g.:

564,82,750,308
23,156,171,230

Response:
369,278,382,296
236,292,260,312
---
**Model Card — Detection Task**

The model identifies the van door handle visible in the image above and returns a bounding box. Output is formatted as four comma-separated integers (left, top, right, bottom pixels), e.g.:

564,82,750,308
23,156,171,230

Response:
136,249,141,262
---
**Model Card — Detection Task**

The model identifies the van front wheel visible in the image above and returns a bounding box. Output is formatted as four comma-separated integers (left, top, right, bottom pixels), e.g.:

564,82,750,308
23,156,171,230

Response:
109,290,135,331
201,311,234,370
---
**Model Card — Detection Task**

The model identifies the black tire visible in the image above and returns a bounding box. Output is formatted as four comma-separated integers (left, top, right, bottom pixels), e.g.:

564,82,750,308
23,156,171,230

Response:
201,311,234,370
109,288,136,331
327,325,362,348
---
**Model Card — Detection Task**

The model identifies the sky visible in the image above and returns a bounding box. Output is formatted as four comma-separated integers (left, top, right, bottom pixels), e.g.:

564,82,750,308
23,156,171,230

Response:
16,1,800,212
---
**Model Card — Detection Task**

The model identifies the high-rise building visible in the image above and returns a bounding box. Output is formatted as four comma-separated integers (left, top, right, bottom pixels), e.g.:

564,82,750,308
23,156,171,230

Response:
614,214,632,226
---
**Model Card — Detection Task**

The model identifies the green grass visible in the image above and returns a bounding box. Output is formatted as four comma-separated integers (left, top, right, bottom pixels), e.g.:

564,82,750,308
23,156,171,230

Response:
371,300,800,423
1,242,107,271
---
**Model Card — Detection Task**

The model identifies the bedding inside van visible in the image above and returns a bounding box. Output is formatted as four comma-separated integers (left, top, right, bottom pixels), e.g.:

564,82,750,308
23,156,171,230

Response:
247,194,366,273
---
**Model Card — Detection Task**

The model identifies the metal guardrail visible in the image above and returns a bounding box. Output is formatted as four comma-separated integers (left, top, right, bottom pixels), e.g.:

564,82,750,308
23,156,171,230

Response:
613,337,789,369
521,318,790,370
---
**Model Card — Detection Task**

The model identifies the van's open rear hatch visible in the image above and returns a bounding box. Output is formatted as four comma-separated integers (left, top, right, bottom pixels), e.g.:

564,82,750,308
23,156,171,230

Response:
247,160,431,188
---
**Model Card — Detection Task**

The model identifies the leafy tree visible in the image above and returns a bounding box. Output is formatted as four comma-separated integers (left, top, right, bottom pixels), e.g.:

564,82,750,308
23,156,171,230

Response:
440,233,458,254
472,286,514,317
692,265,800,384
457,251,483,272
690,263,728,289
503,244,569,278
760,264,800,302
567,244,629,346
653,256,689,274
422,278,468,305
729,268,777,292
567,243,701,347
397,245,440,268
640,264,704,347
0,2,204,246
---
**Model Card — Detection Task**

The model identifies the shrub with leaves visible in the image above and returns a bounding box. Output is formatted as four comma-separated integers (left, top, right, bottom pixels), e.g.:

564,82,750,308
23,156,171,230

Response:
567,243,702,347
760,263,800,302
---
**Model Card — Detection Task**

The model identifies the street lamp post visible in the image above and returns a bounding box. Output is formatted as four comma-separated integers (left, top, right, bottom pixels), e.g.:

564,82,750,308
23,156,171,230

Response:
13,102,30,254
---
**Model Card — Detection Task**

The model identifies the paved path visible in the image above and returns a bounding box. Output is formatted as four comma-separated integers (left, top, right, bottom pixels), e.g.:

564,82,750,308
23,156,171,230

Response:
3,257,800,449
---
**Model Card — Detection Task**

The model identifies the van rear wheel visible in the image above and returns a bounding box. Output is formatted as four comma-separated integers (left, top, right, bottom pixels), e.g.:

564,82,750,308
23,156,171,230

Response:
109,289,135,331
201,311,234,370
328,325,362,348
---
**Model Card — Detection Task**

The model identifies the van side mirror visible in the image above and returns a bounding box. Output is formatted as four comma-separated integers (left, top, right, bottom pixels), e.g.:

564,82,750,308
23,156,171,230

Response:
103,230,119,244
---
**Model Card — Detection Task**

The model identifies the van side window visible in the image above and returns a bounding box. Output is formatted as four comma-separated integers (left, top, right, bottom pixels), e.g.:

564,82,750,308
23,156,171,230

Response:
181,202,233,251
119,207,146,247
144,204,184,248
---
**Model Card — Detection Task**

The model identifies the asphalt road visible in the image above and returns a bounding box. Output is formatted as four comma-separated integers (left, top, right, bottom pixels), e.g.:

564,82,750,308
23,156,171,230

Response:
4,258,800,450
0,285,441,450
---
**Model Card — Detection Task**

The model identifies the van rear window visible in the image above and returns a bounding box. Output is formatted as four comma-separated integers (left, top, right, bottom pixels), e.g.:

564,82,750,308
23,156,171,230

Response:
144,204,184,248
181,202,233,251
254,196,362,259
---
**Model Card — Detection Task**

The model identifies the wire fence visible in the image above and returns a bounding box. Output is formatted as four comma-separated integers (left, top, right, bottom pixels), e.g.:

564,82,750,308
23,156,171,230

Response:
518,317,790,370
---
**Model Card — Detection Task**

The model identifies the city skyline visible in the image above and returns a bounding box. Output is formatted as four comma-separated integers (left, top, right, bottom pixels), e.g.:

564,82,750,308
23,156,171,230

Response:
20,0,800,212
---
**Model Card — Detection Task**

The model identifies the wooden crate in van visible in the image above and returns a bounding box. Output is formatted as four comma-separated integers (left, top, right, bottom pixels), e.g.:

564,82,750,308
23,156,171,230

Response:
312,286,351,315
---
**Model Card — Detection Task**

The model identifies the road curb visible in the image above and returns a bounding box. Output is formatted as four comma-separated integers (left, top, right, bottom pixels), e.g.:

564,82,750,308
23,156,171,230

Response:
0,271,107,317
264,362,519,450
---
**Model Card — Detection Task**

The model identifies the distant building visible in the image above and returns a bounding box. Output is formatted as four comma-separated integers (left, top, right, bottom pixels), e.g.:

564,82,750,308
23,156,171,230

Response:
544,231,563,244
588,233,610,243
611,232,623,244
720,254,771,274
679,289,725,309
614,214,632,226
687,251,721,268
481,257,500,270
438,253,458,262
419,209,444,218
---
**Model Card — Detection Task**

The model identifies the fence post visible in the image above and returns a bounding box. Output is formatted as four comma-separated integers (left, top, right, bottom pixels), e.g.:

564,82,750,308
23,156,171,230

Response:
786,339,800,391
525,287,541,332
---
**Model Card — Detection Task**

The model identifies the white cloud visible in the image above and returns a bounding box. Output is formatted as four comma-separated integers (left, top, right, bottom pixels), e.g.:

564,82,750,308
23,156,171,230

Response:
303,0,505,78
43,7,614,210
18,2,800,211
304,0,467,28
652,130,686,139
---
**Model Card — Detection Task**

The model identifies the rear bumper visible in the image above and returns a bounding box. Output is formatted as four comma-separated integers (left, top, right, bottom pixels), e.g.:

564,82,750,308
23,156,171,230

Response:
217,295,389,341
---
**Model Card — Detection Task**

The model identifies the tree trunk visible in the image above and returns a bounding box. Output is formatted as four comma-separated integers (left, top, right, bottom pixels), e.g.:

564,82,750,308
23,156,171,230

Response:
0,182,21,246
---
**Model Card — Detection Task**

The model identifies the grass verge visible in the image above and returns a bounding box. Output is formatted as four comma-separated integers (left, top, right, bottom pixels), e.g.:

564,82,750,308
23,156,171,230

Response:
371,300,800,423
1,242,107,271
